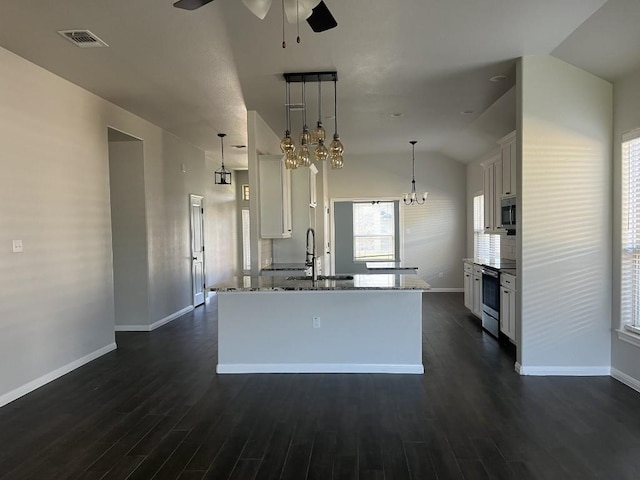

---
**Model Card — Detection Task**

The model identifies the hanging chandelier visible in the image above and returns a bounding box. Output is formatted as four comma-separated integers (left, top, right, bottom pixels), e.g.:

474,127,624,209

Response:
214,133,232,185
403,141,427,205
281,71,342,169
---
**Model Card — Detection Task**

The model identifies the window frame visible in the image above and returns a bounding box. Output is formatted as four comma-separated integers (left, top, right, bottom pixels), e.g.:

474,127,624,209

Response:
352,201,397,262
473,193,500,260
620,128,640,346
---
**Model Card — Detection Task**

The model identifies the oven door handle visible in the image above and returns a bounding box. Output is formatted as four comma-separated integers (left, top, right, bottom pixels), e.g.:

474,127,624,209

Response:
481,268,499,278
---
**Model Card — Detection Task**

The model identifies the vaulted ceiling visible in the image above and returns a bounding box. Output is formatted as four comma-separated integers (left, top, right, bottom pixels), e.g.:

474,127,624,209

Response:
1,0,639,167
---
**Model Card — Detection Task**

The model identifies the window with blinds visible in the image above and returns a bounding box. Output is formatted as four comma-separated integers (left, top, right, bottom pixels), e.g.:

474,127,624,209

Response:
621,129,640,333
473,194,500,259
353,202,396,261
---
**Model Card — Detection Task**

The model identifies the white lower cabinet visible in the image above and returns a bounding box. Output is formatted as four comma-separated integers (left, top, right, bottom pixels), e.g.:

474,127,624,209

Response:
463,262,473,310
463,262,483,318
472,266,483,318
500,273,516,342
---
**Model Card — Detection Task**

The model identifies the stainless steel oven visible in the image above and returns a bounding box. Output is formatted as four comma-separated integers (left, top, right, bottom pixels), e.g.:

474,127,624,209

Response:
481,266,500,338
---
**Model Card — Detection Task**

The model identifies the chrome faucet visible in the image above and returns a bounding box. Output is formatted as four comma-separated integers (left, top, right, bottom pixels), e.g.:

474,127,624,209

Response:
306,227,317,282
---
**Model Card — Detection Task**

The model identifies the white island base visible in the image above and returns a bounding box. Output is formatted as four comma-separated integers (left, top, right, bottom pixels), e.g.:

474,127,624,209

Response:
217,290,424,374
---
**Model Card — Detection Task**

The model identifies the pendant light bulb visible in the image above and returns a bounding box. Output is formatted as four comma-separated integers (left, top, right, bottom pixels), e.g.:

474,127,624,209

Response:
285,150,298,170
297,141,311,167
314,139,329,162
329,76,344,166
312,79,326,144
281,80,296,156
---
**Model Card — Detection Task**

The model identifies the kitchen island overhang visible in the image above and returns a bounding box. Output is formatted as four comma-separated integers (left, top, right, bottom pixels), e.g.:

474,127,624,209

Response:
209,274,430,375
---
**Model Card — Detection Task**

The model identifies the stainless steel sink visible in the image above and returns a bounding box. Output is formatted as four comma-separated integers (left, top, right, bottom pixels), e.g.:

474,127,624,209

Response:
286,275,354,281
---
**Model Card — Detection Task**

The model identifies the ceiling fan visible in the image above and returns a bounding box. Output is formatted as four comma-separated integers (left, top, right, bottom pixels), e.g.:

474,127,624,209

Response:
173,0,337,33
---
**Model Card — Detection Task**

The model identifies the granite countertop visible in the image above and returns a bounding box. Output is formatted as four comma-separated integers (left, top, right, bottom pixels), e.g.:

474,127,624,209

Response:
260,263,308,272
463,257,517,271
365,262,418,271
208,274,431,292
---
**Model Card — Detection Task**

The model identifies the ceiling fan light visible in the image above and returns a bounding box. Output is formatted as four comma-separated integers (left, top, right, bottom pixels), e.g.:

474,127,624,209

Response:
242,0,273,19
284,0,314,23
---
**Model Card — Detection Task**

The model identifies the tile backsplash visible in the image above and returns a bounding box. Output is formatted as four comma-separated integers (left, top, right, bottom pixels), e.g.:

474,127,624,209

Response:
501,234,516,260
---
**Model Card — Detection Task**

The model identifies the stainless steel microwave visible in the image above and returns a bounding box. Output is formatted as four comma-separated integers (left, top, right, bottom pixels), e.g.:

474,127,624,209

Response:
501,197,516,231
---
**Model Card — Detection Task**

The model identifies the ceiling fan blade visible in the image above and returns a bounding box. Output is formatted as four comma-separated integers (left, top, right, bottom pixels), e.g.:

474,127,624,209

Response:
306,1,337,32
173,0,215,10
242,0,273,20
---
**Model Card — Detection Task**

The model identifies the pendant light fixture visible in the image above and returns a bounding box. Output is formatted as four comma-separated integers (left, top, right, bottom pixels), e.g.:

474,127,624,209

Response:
403,141,427,205
282,71,341,168
329,76,344,169
281,81,297,170
214,133,232,185
297,79,311,167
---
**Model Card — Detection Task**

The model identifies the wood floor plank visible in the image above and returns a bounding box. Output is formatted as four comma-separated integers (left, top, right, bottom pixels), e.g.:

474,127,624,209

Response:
0,294,639,480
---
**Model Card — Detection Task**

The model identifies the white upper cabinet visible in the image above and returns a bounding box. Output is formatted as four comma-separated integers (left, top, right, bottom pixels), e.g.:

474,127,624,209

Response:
481,154,503,233
259,155,292,238
498,131,517,198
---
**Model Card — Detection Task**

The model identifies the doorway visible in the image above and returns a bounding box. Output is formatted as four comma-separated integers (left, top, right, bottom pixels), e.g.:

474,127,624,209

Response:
107,127,149,329
190,195,206,307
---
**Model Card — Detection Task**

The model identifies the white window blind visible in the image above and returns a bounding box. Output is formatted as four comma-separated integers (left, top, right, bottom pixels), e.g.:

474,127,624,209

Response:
473,194,500,259
353,202,395,261
621,129,640,332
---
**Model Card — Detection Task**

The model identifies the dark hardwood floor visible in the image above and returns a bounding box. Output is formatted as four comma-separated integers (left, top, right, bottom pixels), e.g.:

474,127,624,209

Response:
1,293,639,479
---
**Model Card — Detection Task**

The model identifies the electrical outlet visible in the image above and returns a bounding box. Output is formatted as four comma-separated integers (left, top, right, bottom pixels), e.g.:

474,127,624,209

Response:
12,240,23,253
312,316,321,328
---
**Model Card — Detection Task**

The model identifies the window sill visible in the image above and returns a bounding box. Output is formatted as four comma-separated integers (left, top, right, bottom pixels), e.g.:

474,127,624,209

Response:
617,328,640,349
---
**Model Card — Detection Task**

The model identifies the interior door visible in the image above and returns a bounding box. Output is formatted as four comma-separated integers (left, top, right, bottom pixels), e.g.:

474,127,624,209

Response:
190,195,205,307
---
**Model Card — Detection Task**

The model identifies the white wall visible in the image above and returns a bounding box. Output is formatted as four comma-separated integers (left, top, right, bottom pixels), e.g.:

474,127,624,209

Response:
612,67,640,385
517,55,612,374
0,45,237,405
328,152,466,289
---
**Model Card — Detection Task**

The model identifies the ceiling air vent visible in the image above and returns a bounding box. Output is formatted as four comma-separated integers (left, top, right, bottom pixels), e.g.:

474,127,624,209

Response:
57,30,109,48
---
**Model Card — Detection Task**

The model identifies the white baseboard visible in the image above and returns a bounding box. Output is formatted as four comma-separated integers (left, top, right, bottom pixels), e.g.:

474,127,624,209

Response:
611,367,640,394
425,288,464,293
115,305,194,332
0,343,117,408
216,363,424,374
516,364,611,376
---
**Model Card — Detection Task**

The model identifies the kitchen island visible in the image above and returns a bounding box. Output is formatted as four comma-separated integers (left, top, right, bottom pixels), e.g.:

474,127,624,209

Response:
209,274,430,374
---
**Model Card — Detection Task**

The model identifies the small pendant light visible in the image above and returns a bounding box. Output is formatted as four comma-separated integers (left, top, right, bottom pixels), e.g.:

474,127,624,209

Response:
329,76,344,169
214,133,232,185
297,79,311,167
403,140,427,205
313,78,329,161
281,81,297,169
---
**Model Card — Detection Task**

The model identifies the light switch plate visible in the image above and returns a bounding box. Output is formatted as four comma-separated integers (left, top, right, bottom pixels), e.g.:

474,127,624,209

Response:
12,239,23,253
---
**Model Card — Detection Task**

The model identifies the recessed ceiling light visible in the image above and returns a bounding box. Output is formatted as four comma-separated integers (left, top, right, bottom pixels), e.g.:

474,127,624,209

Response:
232,145,246,149
461,110,474,115
489,75,507,83
324,114,336,120
390,113,404,118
